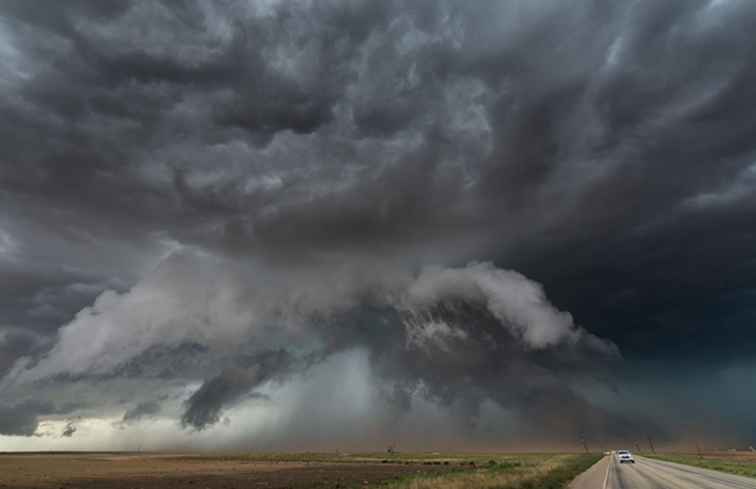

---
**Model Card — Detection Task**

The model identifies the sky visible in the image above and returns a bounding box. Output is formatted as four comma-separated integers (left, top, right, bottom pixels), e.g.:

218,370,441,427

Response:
1,0,756,452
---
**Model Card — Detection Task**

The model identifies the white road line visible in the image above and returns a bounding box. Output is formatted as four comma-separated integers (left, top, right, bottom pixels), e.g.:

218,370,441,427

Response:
603,456,611,489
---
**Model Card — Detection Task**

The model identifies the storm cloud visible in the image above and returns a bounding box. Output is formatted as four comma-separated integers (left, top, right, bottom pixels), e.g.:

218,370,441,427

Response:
0,401,55,436
1,0,756,449
181,349,292,430
122,401,161,424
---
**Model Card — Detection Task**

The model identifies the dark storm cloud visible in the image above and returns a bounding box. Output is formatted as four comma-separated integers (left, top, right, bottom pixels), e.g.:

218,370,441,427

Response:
320,300,620,438
3,0,753,258
0,401,54,436
1,0,756,447
0,327,45,378
182,349,292,430
122,401,161,424
0,400,81,436
61,420,77,438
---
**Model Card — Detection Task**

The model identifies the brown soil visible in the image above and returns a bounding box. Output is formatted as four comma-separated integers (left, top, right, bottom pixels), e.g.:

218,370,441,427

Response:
0,454,453,489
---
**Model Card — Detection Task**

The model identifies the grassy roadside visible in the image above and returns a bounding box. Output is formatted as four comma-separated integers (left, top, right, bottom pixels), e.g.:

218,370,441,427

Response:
235,452,565,465
645,454,756,479
374,453,602,489
157,451,603,489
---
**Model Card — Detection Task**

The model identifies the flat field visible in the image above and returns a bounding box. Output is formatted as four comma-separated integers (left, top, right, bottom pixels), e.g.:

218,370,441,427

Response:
646,451,756,479
0,452,600,489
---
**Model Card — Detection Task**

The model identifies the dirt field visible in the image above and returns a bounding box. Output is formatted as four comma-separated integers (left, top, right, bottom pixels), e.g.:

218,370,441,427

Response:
0,453,455,489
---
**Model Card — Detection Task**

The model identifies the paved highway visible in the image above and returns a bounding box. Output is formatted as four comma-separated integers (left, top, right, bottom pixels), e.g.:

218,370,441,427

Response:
570,455,756,489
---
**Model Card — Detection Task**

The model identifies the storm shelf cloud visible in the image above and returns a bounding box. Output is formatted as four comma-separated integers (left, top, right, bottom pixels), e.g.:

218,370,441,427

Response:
1,0,756,450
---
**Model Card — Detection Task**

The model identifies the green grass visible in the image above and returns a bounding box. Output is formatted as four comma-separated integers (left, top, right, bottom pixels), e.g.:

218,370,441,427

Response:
169,451,601,489
374,453,601,489
232,451,563,465
520,454,602,489
646,453,756,479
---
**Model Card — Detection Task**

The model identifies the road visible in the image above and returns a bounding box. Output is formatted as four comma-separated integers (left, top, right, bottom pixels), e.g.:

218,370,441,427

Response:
570,455,756,489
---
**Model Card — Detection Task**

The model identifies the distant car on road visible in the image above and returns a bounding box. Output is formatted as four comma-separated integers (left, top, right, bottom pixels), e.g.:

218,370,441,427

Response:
616,450,635,464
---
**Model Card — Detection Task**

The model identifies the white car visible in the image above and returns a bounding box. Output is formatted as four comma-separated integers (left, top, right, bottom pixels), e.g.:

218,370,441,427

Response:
616,450,635,464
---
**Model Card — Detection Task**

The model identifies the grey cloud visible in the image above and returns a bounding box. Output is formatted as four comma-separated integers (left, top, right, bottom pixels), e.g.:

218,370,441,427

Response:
1,0,756,448
0,400,55,436
4,251,620,439
181,350,292,430
61,420,77,437
3,0,753,264
0,327,48,379
122,401,161,424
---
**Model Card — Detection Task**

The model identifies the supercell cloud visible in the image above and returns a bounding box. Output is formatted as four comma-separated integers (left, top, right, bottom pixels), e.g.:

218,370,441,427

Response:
1,0,756,450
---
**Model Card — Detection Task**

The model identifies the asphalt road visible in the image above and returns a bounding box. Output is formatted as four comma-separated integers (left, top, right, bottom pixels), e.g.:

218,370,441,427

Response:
570,455,756,489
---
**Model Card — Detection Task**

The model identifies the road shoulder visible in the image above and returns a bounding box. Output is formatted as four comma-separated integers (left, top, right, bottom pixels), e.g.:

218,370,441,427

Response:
569,455,610,489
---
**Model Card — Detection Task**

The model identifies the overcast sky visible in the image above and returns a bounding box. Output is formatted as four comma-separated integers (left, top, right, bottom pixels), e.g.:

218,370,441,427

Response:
2,0,756,451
